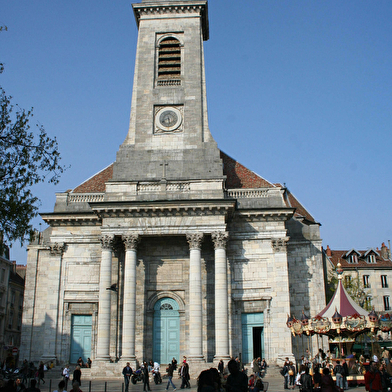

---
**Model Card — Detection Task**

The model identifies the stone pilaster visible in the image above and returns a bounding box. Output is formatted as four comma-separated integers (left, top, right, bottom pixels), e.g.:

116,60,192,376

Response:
121,234,140,365
186,232,205,361
212,231,230,360
96,234,115,360
41,243,65,361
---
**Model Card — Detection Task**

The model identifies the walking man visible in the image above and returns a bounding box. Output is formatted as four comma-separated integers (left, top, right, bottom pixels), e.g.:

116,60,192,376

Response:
123,362,133,392
166,362,177,391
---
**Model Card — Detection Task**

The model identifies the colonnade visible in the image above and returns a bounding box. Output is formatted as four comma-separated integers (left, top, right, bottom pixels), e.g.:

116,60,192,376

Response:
95,231,230,363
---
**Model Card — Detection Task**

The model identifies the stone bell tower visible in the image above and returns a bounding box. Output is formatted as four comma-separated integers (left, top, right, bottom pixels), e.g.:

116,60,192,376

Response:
110,0,224,199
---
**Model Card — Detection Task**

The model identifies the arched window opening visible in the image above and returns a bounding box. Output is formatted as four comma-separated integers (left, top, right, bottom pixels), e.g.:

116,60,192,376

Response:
157,37,181,86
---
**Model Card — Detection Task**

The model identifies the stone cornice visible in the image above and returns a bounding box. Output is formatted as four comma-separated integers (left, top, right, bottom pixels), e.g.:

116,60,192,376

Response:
133,1,209,41
235,208,295,221
40,212,101,227
90,200,236,219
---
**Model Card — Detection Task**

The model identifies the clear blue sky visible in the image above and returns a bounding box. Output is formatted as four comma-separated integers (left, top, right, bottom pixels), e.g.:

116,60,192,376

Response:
2,1,391,264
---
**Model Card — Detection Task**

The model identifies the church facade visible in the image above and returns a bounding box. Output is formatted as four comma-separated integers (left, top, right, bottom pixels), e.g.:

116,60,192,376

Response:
21,0,325,374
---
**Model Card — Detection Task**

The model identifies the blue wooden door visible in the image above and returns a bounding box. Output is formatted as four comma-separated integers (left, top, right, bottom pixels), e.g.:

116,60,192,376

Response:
153,298,180,365
70,315,92,364
241,313,264,363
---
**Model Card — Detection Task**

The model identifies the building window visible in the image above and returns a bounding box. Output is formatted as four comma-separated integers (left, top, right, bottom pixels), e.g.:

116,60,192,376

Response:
384,296,390,311
8,310,13,329
344,275,352,285
157,37,181,86
368,255,376,264
381,275,388,288
17,313,22,331
10,291,15,308
0,268,5,282
19,297,23,310
348,254,358,264
365,296,372,309
363,275,370,288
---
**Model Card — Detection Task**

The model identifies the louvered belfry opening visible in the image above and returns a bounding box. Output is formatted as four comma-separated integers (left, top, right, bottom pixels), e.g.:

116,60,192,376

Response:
157,37,181,86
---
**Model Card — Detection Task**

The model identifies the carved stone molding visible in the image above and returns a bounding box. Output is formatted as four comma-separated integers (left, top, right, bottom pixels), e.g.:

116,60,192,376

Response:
100,234,115,250
49,242,65,256
122,234,140,251
271,238,287,253
212,231,229,250
186,232,204,250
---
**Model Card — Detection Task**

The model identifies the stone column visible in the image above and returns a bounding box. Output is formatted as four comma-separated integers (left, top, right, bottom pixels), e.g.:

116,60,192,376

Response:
186,232,204,361
121,234,139,363
96,234,114,361
212,231,230,360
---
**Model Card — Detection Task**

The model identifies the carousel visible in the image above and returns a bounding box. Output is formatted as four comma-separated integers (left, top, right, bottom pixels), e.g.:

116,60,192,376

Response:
287,262,392,362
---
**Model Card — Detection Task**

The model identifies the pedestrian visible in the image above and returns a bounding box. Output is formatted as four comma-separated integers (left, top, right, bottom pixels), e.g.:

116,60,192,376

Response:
53,380,66,392
37,362,45,386
225,359,248,392
288,362,296,389
320,367,335,392
218,360,224,375
142,361,151,392
365,361,382,392
69,381,83,392
253,358,260,378
300,367,313,392
180,359,190,389
73,365,82,387
25,379,41,392
166,362,177,391
15,377,26,392
334,360,344,390
123,362,133,392
62,365,70,390
197,369,215,392
342,359,349,390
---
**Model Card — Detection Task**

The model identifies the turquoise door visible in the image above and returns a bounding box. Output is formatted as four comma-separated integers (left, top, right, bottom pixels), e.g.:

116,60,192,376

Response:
241,313,264,363
70,315,92,364
153,298,180,365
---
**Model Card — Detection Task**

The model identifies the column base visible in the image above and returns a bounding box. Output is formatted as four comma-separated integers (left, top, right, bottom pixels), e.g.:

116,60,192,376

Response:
214,355,231,362
95,355,111,361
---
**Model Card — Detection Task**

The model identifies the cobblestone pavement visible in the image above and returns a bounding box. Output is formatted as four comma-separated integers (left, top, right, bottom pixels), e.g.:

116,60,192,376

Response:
22,372,367,392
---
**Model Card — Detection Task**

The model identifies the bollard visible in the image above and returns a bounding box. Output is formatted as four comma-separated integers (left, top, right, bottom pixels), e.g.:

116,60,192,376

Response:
122,382,124,392
89,380,92,392
49,379,52,391
105,381,107,392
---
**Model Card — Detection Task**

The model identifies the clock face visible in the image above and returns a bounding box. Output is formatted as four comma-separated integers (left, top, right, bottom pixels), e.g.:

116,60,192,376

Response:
155,107,182,132
159,110,178,127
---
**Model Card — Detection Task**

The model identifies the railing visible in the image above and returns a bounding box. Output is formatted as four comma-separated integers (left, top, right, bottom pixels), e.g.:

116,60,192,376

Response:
68,193,104,203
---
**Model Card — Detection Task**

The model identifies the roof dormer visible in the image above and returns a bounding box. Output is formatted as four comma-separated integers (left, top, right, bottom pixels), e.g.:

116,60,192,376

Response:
364,248,379,264
345,249,360,264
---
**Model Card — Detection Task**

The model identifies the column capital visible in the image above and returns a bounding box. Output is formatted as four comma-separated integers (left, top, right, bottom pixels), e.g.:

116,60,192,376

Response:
100,234,115,250
186,232,204,250
122,234,140,251
49,242,65,256
272,238,288,253
211,231,229,249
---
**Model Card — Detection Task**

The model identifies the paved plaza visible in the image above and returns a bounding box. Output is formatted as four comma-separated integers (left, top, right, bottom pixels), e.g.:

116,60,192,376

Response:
25,368,367,392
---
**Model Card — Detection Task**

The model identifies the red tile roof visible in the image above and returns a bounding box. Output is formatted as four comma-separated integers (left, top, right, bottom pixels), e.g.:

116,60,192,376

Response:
326,248,392,269
220,151,273,188
72,164,113,193
72,152,274,193
282,187,317,224
70,152,316,224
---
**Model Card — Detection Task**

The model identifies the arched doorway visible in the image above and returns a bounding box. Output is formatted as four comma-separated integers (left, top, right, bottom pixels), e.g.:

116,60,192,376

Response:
153,298,180,365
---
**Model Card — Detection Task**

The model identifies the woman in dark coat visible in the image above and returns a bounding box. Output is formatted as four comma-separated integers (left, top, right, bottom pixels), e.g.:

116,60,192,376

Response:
73,365,82,387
